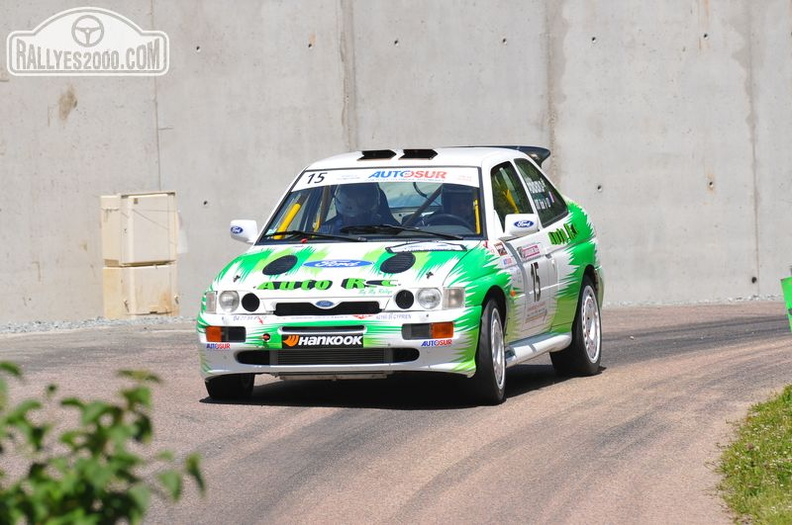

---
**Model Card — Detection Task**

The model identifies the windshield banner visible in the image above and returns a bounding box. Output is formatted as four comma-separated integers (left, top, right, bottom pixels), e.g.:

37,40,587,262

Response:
293,167,479,191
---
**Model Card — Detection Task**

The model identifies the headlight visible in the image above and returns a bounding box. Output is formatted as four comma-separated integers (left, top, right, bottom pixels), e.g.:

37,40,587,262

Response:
204,291,217,313
417,288,442,309
444,287,465,308
218,291,240,313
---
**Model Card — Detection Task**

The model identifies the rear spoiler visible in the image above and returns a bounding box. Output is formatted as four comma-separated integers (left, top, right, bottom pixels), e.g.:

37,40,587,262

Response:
480,145,552,166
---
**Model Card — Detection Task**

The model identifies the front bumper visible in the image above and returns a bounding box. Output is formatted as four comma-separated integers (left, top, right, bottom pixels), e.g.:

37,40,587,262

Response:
197,306,482,380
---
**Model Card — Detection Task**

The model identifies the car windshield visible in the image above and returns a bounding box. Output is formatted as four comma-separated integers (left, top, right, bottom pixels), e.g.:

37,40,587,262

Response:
258,167,484,243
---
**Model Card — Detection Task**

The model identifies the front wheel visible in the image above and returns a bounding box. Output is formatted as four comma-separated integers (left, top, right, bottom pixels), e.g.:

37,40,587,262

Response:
205,373,255,401
550,276,602,376
469,300,506,405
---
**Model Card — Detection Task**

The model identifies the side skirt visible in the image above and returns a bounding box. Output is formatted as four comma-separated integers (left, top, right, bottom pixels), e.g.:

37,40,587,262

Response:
505,332,572,367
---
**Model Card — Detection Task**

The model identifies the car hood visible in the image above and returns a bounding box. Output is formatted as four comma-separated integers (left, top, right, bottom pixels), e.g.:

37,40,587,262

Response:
211,240,485,298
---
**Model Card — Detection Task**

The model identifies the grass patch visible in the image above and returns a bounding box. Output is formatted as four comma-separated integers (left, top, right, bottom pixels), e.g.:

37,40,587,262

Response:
719,385,792,524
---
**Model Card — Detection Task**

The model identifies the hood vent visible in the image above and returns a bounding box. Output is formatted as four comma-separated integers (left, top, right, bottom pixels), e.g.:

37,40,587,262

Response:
380,252,416,274
262,254,298,275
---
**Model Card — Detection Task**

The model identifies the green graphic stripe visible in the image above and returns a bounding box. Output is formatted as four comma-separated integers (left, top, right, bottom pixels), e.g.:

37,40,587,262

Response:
551,202,597,331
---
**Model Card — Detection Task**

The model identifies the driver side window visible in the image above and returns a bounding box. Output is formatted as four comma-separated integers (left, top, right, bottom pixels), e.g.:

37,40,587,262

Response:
514,158,568,226
490,162,533,229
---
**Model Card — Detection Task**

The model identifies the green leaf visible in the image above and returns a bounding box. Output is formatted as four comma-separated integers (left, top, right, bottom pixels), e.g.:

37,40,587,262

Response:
122,384,152,408
44,384,58,399
185,454,206,495
0,361,21,378
156,450,175,462
118,370,161,384
157,470,182,500
127,485,151,525
80,401,113,425
61,397,85,409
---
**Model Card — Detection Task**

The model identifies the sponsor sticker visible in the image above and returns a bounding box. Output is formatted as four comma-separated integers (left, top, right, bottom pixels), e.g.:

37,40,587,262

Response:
282,334,363,349
373,312,412,320
420,339,453,347
259,279,332,291
549,222,579,245
258,278,398,291
303,259,372,268
518,244,542,261
499,256,516,268
205,343,231,350
387,241,466,253
369,170,446,180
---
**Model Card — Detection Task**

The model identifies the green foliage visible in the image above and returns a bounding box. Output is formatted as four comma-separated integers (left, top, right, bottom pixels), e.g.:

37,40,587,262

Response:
0,363,204,524
719,385,792,524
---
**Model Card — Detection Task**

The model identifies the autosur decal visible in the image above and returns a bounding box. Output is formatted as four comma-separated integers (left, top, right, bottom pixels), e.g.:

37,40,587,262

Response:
368,170,447,180
420,339,452,347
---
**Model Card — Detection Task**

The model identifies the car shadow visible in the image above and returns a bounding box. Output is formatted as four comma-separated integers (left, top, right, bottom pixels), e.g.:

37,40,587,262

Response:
200,363,585,410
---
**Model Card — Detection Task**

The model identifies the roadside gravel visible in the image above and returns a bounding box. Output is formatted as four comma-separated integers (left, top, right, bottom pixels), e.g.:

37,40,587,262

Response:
0,316,196,334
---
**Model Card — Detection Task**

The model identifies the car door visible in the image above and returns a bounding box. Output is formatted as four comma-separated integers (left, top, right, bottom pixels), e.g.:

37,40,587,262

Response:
488,161,556,338
513,157,571,331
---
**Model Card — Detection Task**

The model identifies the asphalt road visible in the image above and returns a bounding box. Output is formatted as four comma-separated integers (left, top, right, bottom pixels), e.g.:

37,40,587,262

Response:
1,301,790,524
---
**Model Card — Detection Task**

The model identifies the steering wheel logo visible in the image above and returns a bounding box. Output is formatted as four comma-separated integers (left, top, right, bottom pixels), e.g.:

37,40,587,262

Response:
71,15,104,47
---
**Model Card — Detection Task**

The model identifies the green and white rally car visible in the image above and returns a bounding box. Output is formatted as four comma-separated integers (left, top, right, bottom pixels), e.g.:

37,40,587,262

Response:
197,146,603,404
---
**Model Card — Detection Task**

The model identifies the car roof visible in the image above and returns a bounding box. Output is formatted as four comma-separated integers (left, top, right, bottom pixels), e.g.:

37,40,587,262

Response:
304,146,550,171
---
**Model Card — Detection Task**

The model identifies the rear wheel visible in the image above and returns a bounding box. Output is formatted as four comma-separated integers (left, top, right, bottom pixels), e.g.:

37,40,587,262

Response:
470,300,506,405
205,374,255,400
551,276,601,376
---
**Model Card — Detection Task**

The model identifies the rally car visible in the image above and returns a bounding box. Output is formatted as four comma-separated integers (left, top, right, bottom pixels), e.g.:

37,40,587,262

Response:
197,146,603,404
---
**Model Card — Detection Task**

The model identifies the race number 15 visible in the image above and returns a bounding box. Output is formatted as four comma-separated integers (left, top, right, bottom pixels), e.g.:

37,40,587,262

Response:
305,172,326,184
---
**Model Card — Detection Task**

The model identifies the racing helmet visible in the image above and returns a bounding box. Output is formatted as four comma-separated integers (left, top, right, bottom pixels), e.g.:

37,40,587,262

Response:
334,183,380,220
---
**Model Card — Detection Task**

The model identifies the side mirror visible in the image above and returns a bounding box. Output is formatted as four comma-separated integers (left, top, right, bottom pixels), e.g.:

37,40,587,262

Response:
229,219,258,244
504,213,540,237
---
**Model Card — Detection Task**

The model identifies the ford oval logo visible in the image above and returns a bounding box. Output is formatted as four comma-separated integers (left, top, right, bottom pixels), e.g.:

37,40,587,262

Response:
315,300,335,309
303,259,373,268
514,219,535,228
230,225,244,234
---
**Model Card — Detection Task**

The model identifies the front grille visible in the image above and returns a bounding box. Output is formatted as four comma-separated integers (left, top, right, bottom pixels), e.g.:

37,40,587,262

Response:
274,302,381,316
236,348,419,366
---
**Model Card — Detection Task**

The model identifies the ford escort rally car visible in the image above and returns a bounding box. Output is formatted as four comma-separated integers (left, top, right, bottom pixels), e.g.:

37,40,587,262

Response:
197,146,604,404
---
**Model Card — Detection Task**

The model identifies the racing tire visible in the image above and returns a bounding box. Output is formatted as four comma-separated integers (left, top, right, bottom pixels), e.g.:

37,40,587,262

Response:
205,373,255,401
470,300,507,405
550,276,602,376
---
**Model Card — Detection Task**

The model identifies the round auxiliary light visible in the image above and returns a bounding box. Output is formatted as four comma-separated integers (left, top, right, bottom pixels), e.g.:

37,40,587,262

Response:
218,291,240,313
417,288,442,309
394,290,414,309
241,293,260,312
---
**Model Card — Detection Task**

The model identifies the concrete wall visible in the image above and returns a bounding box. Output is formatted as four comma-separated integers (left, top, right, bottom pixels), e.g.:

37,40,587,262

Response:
1,0,789,322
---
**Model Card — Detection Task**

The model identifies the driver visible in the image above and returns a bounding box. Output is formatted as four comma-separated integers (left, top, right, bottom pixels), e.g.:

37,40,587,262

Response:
435,184,477,229
320,183,396,233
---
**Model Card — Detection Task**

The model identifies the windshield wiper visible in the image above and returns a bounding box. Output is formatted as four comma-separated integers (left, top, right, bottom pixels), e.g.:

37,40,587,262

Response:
340,224,464,240
258,230,367,242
